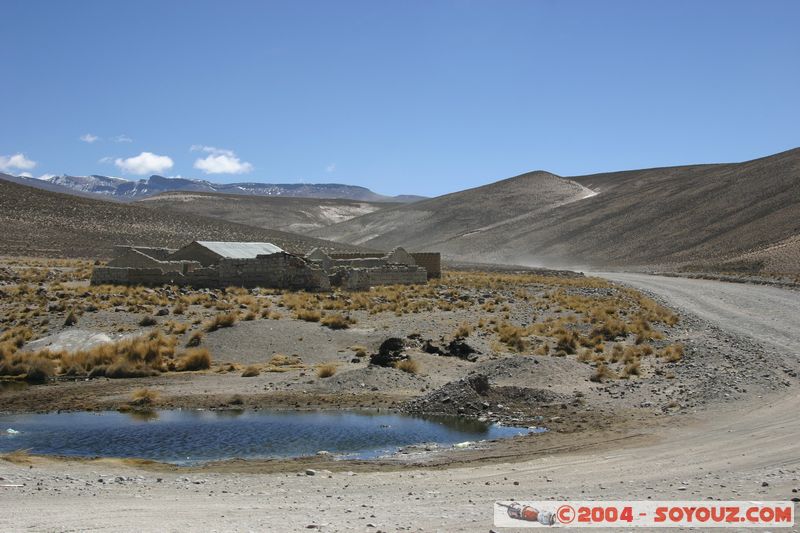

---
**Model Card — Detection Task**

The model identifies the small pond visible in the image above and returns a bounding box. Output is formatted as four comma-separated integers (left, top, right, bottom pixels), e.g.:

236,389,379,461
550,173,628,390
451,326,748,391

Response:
0,409,540,464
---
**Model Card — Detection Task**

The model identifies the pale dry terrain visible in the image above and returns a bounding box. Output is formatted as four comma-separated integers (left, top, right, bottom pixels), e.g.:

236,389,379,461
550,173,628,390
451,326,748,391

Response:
1,273,798,531
137,191,396,234
0,179,367,259
312,147,800,275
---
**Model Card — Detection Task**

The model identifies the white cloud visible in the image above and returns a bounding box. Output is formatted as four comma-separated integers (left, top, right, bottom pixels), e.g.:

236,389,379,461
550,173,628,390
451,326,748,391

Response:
80,133,99,143
114,151,174,175
113,134,133,143
98,156,114,164
325,163,336,173
0,153,37,172
191,145,253,175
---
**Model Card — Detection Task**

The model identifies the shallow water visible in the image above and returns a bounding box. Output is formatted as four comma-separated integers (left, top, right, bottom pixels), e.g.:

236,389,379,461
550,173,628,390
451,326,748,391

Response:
0,409,538,464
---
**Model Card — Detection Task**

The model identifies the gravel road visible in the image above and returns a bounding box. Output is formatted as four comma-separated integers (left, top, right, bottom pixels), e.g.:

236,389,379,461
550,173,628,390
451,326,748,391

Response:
597,272,800,357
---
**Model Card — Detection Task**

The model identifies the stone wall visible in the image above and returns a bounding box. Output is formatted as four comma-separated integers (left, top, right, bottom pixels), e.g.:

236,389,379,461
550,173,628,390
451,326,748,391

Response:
91,266,219,287
409,253,441,279
218,253,330,291
328,251,441,279
107,248,199,274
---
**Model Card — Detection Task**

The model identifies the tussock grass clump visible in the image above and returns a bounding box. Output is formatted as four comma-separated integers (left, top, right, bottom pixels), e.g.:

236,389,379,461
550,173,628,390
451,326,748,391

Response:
316,363,337,378
175,348,211,371
241,365,261,377
320,313,352,329
1,331,179,381
554,328,580,354
63,310,79,327
138,315,158,327
350,345,368,358
622,361,641,377
496,323,528,352
394,358,419,374
453,323,473,339
186,331,203,347
659,344,684,362
295,309,322,322
130,388,159,406
590,364,616,383
265,353,303,372
205,312,237,332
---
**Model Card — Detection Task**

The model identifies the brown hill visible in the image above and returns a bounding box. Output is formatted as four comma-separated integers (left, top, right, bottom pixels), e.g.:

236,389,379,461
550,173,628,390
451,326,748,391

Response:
136,191,395,234
0,176,368,259
312,171,595,248
312,148,800,273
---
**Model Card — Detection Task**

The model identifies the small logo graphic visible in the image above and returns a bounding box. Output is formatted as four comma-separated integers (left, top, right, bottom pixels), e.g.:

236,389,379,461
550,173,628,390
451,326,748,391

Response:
557,504,576,524
496,502,556,526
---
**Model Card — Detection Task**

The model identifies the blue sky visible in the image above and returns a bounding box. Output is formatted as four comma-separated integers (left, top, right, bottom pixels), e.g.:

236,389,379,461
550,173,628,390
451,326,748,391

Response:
1,0,798,196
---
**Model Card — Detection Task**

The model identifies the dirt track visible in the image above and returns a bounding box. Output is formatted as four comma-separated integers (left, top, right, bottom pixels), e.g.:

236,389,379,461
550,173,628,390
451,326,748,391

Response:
2,275,799,531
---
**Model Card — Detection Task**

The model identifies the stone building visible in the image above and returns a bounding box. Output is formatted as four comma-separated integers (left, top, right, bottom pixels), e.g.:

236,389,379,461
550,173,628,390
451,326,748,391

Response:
91,241,439,291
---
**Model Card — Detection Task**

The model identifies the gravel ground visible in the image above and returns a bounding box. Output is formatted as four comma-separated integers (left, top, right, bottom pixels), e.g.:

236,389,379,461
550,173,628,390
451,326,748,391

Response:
2,274,800,531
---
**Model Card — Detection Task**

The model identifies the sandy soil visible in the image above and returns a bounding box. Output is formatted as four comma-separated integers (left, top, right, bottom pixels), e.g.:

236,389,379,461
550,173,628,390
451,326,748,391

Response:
1,274,799,531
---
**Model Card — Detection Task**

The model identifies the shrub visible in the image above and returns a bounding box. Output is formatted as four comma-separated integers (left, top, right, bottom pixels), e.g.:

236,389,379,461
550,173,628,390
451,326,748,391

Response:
394,358,419,374
175,348,211,371
317,363,337,378
320,314,351,329
241,365,261,377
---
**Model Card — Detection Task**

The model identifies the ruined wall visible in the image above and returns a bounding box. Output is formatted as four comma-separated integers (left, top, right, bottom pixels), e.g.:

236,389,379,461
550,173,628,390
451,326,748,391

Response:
218,253,330,291
107,248,199,274
111,245,176,261
366,266,428,286
91,266,219,287
328,251,441,279
409,253,441,279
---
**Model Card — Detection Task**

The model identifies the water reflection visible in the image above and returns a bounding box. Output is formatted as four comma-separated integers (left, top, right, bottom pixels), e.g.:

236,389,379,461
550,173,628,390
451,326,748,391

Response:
0,409,536,464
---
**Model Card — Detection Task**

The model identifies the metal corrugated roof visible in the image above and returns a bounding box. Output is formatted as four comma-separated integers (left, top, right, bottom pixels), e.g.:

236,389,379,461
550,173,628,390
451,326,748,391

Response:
195,241,284,259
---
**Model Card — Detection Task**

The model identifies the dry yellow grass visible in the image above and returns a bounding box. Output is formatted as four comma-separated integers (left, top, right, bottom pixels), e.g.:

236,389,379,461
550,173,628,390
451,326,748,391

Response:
394,358,419,374
175,348,211,371
240,365,261,377
320,313,352,329
316,363,337,378
130,388,159,406
204,312,237,332
660,343,685,362
295,309,322,322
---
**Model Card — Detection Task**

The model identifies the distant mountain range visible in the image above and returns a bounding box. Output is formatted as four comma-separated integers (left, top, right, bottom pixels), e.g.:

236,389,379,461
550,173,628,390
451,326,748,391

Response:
4,173,424,203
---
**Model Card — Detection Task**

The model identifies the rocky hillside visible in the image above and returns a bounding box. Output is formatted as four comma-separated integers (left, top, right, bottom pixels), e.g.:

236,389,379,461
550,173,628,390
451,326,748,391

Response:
0,178,368,259
313,148,800,273
137,191,396,234
312,171,595,249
